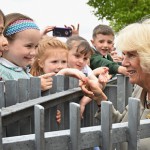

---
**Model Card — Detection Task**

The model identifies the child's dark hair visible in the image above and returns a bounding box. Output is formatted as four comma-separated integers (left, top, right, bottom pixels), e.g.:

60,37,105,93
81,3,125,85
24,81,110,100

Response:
66,35,94,56
92,24,114,39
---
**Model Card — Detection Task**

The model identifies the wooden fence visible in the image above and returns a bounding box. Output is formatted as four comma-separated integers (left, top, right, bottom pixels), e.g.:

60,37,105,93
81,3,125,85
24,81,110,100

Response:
0,74,132,136
0,74,140,149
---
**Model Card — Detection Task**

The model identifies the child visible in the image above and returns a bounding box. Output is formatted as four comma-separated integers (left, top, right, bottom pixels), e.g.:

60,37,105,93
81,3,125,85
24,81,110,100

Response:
66,35,111,118
66,35,94,76
1,12,60,123
0,9,8,56
90,24,127,76
1,13,55,90
1,13,41,80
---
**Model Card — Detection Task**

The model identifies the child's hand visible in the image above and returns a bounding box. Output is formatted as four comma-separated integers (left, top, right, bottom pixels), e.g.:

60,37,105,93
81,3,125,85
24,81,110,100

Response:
98,68,112,88
41,26,55,36
64,24,79,36
93,67,109,76
39,72,55,91
56,110,61,124
98,69,112,82
80,78,107,103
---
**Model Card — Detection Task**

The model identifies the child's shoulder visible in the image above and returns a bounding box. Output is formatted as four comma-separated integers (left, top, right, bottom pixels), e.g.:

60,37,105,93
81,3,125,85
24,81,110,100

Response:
91,50,102,59
0,63,31,80
0,64,14,80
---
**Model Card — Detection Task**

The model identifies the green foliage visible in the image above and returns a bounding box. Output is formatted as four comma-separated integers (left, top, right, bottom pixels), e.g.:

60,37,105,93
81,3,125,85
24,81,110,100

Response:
87,0,150,32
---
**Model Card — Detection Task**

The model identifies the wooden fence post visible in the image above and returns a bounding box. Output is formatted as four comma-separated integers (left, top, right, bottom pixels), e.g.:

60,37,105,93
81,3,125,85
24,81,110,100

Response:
101,101,112,150
128,98,140,150
34,104,45,150
0,110,3,150
70,102,80,150
117,74,126,113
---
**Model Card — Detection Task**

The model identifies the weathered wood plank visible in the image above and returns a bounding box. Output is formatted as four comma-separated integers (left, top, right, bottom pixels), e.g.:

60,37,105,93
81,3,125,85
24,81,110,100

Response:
29,77,41,99
70,102,80,150
34,105,45,150
18,79,31,135
0,82,5,109
101,101,112,150
128,98,140,150
5,80,19,136
0,110,3,150
117,74,126,113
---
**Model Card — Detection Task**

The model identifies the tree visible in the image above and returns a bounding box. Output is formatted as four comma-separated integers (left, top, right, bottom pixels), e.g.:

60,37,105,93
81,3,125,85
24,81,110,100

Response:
87,0,150,32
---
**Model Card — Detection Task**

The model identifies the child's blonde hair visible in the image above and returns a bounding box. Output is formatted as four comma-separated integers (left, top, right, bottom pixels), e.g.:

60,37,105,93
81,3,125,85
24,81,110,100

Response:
30,36,68,76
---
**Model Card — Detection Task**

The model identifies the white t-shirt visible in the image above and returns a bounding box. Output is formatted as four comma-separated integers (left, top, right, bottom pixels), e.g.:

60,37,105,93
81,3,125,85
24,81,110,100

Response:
81,65,93,76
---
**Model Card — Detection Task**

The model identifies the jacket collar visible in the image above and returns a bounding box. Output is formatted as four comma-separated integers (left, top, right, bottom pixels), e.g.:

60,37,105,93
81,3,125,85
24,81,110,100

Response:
0,57,30,73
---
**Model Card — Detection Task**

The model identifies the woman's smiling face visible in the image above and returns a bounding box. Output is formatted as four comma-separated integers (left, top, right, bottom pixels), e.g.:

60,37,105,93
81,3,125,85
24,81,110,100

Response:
122,50,149,86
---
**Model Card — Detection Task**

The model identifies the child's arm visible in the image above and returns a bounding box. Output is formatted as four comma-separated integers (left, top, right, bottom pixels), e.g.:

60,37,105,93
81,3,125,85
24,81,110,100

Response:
80,96,92,119
56,110,61,124
56,68,86,82
92,67,109,77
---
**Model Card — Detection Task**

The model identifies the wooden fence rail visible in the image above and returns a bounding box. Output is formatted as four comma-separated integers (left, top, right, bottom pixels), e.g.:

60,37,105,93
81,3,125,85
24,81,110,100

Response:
1,98,150,150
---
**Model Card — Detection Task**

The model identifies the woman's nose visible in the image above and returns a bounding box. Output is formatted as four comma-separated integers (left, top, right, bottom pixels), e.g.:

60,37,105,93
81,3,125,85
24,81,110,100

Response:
122,57,129,67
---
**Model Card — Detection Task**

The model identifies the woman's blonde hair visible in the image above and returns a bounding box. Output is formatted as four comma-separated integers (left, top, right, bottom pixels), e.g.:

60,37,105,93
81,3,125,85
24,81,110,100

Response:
116,22,150,73
30,36,68,76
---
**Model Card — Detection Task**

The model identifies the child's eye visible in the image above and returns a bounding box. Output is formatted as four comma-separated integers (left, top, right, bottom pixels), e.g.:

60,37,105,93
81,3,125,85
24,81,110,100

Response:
26,45,32,48
99,40,104,43
62,60,67,63
35,45,38,49
84,57,88,61
74,54,80,58
108,41,113,44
